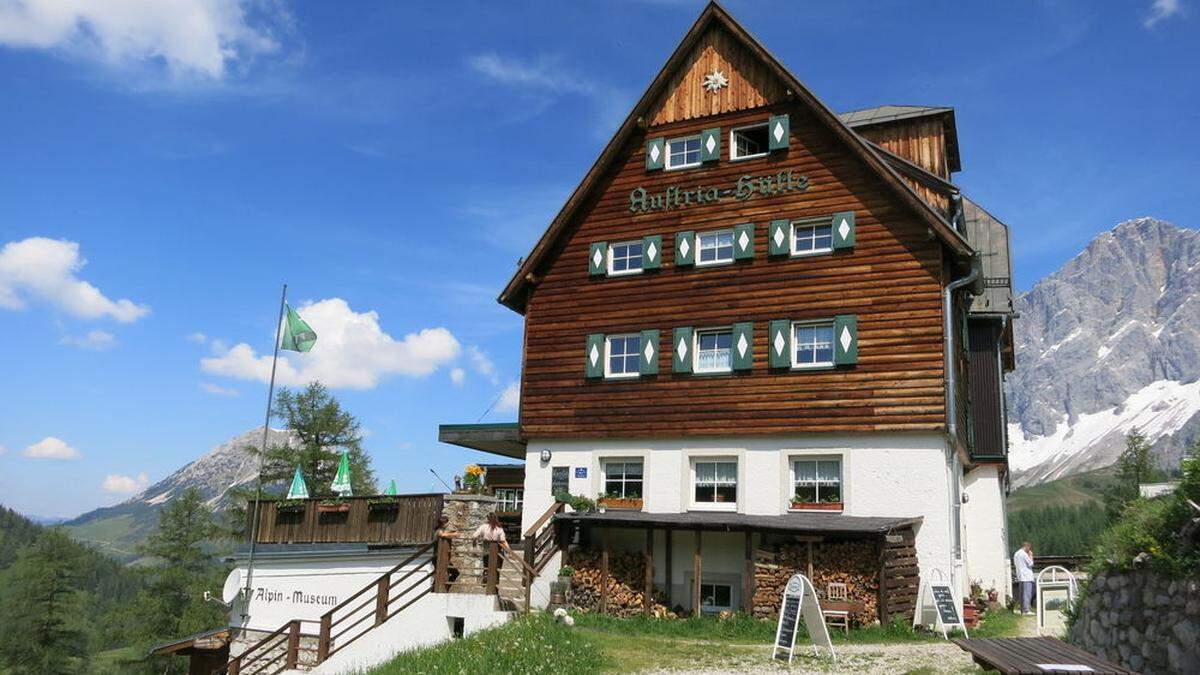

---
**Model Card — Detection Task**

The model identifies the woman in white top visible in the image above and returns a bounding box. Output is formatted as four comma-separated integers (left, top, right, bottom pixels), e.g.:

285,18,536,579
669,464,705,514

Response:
474,512,510,582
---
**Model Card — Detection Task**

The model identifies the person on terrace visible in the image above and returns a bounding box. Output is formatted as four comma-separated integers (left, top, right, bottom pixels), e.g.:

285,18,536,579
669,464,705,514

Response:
1013,541,1035,614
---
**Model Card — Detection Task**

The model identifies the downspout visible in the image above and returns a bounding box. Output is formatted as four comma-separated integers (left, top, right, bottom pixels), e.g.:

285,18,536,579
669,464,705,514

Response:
943,257,979,586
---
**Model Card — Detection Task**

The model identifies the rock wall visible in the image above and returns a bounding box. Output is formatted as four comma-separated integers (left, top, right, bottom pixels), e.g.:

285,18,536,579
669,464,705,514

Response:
441,493,497,591
1069,570,1200,674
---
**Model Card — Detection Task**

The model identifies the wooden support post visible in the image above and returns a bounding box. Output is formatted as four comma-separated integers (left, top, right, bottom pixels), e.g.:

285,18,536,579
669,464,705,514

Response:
742,531,754,614
878,534,889,624
693,530,702,616
486,542,499,596
228,657,241,675
375,576,389,625
285,620,300,669
317,613,331,662
435,536,449,592
644,528,654,615
524,534,535,612
664,529,673,607
599,547,609,614
807,540,814,581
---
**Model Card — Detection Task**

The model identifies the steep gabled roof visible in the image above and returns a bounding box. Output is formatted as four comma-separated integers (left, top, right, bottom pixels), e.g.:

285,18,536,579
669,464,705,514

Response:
498,1,972,313
839,105,961,174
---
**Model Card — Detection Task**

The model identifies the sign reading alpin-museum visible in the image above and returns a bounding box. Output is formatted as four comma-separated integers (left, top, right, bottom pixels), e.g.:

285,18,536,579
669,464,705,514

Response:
629,170,808,213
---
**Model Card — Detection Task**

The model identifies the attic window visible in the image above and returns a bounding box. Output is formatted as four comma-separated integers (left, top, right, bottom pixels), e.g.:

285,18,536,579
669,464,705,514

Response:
730,123,769,160
666,135,702,170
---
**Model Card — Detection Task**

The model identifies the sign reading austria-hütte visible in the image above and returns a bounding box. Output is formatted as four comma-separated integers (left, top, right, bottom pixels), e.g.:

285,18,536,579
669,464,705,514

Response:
629,170,809,213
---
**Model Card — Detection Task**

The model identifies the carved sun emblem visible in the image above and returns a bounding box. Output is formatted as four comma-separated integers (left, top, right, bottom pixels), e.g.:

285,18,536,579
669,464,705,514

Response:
702,69,729,92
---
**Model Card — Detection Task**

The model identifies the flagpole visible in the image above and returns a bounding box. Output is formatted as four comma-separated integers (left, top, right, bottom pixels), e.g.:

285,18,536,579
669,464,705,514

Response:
242,283,288,615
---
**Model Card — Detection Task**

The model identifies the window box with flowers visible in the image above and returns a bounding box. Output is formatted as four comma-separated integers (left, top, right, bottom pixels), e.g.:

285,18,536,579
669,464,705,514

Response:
599,460,644,510
275,499,306,514
789,457,843,512
317,498,351,514
458,464,486,494
597,493,643,511
367,496,401,511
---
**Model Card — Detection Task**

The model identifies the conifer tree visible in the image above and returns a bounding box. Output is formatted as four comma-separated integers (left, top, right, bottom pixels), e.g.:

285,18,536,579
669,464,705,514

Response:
1104,429,1157,522
0,529,88,674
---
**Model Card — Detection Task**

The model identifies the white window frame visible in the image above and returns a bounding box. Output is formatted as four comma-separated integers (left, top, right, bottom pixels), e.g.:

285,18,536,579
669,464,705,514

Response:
789,457,843,511
790,217,834,256
602,460,644,499
695,228,735,267
690,458,738,511
729,122,770,161
693,327,733,374
607,240,644,276
665,134,702,171
604,333,642,379
791,320,835,369
495,488,524,513
699,582,735,614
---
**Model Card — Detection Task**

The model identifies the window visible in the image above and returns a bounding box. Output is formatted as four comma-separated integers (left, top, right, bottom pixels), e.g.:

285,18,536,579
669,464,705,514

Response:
791,220,833,255
694,329,732,374
608,241,644,275
666,135,701,170
699,582,734,613
605,334,642,378
551,467,569,499
730,123,769,160
693,460,737,507
792,322,834,368
696,229,734,266
603,461,643,498
495,488,523,512
792,458,842,507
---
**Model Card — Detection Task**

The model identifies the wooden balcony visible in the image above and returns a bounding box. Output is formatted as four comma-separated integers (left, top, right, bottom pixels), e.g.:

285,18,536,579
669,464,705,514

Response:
244,494,444,546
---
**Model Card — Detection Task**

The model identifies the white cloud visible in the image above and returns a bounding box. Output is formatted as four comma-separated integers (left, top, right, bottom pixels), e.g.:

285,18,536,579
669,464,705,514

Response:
467,345,499,384
59,329,117,351
102,472,149,495
1145,0,1183,27
0,0,291,83
0,237,149,322
450,367,466,386
22,437,82,460
469,52,594,95
187,332,208,344
201,298,461,390
495,381,520,413
199,381,239,396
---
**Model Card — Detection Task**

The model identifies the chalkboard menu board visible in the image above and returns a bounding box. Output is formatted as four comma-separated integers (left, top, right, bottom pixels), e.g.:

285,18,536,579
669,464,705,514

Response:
912,577,967,639
775,594,801,651
771,574,835,664
931,585,960,625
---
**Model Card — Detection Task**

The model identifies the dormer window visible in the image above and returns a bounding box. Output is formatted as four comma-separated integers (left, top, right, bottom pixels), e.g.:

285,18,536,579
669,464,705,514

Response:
666,135,702,170
730,123,770,160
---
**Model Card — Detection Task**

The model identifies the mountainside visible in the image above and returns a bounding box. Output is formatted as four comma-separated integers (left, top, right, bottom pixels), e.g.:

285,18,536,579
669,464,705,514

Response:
1007,218,1200,487
66,427,292,559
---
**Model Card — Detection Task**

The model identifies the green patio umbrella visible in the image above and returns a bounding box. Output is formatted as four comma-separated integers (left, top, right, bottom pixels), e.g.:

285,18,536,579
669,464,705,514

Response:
286,465,309,499
385,479,398,496
330,451,353,497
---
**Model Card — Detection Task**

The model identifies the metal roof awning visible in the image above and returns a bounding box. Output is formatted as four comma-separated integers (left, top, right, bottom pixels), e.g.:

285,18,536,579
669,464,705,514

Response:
438,423,525,459
556,510,921,536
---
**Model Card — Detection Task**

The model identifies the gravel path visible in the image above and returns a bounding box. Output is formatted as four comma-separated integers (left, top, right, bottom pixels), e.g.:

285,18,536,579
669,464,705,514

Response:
649,641,980,674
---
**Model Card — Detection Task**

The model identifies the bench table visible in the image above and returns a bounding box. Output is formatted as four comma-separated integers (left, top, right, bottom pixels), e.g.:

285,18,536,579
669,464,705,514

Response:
952,637,1136,674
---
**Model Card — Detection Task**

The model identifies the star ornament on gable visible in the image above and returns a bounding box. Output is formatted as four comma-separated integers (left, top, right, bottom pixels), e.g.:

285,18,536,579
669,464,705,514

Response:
702,69,729,92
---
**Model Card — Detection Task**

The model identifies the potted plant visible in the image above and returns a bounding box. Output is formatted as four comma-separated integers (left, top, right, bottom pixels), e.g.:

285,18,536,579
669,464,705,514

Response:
275,499,306,513
789,490,843,511
317,498,350,514
550,566,574,607
597,492,644,511
460,464,486,494
367,496,401,511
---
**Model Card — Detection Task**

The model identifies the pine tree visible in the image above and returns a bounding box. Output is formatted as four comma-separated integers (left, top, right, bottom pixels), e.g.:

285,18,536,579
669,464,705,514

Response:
0,529,88,674
1104,429,1156,522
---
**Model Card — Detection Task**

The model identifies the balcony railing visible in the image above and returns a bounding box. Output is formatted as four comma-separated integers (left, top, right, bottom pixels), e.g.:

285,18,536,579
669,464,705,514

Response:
244,494,444,546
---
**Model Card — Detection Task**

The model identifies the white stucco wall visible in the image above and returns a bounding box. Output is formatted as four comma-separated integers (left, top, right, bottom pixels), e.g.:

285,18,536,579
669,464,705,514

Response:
962,464,1010,602
522,433,960,588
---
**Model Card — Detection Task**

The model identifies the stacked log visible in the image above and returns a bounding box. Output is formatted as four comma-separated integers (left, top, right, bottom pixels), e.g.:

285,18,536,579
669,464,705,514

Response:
566,549,671,618
879,529,919,621
752,540,881,626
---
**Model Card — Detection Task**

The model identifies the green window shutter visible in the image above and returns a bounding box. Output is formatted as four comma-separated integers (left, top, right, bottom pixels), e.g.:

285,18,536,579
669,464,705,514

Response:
831,211,856,250
768,220,790,255
768,114,790,151
586,333,605,378
642,235,662,270
675,231,695,266
733,223,755,260
672,327,693,374
646,137,665,171
700,128,721,162
834,315,858,365
589,242,608,276
732,322,754,371
769,319,792,368
640,329,659,375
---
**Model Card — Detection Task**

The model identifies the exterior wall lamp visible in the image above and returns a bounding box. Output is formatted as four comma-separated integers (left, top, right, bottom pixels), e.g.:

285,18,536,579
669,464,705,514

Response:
540,449,552,463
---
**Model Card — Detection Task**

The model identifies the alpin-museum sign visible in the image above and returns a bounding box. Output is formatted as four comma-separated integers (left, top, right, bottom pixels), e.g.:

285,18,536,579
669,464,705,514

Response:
629,169,808,214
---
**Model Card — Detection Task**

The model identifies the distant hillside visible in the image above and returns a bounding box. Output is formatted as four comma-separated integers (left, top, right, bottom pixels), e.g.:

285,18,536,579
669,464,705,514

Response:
66,427,292,559
1005,469,1117,556
1006,468,1116,514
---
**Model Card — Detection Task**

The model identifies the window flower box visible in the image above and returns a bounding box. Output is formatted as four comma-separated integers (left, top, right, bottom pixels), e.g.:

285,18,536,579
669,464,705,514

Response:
317,500,350,514
367,498,400,511
597,496,643,511
789,501,843,512
275,499,306,514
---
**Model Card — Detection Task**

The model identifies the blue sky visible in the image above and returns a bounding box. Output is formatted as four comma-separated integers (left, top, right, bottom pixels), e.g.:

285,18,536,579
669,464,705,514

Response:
0,0,1195,518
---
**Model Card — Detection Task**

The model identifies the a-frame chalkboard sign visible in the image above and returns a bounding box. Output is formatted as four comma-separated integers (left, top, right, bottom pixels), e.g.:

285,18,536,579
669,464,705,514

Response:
771,573,835,663
912,571,968,640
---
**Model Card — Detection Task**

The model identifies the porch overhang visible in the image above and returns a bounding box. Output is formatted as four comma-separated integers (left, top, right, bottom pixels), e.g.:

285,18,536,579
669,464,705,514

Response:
438,422,525,459
556,510,921,537
149,627,231,656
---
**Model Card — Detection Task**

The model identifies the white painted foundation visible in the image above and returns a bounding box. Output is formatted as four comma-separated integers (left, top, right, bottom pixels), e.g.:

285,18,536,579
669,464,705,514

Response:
962,464,1010,602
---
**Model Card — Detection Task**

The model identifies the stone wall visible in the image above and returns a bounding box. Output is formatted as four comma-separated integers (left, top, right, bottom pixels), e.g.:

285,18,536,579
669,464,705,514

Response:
1068,570,1200,674
442,493,497,591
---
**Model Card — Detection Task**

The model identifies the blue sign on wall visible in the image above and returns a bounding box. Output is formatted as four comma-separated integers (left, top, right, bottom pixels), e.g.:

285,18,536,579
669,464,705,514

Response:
574,467,587,478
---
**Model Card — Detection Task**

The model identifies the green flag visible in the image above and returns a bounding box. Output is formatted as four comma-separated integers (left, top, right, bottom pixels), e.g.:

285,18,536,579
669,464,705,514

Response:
280,304,317,353
331,451,353,497
385,479,398,496
286,465,309,499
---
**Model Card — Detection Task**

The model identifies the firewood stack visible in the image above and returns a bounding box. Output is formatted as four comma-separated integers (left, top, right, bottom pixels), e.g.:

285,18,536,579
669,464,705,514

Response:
752,540,881,626
566,549,672,618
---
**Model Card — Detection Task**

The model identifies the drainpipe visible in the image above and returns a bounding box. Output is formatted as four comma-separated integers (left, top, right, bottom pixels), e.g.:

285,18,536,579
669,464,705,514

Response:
943,257,979,590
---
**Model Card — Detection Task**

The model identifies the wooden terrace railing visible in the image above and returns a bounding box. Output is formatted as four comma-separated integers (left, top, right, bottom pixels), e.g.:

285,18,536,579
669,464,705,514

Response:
522,501,565,611
244,494,443,545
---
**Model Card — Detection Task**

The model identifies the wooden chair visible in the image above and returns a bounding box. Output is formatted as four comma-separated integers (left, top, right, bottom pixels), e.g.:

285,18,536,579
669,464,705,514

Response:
822,582,851,635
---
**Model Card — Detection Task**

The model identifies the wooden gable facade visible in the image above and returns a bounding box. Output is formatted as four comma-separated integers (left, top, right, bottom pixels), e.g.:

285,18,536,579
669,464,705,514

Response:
507,4,974,441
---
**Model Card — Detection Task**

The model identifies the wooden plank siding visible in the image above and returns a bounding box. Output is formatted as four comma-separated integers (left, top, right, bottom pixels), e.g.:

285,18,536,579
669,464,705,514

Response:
519,97,949,439
246,495,443,545
855,118,951,180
